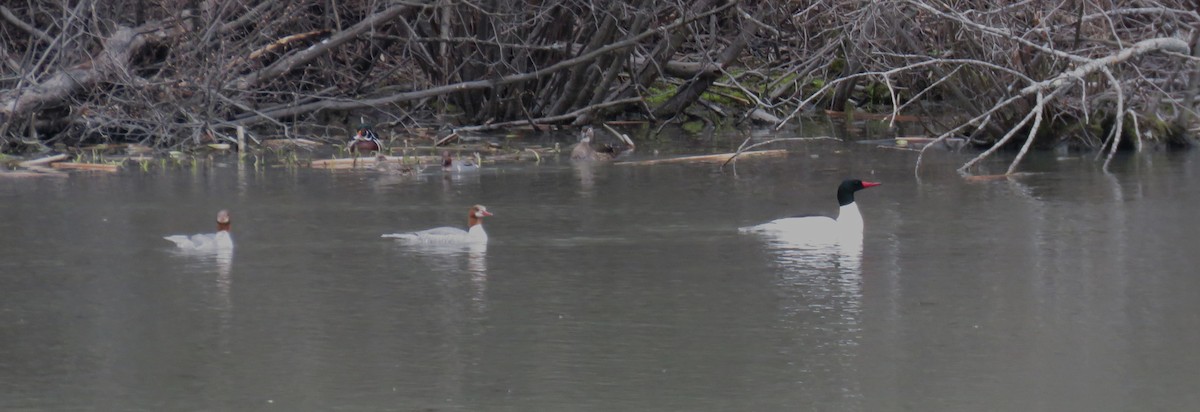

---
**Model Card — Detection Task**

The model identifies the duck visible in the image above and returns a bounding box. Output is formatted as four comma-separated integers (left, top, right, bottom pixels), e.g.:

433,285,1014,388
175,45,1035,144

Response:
441,151,480,173
348,125,383,154
382,205,493,244
570,126,634,161
164,210,234,250
740,179,881,240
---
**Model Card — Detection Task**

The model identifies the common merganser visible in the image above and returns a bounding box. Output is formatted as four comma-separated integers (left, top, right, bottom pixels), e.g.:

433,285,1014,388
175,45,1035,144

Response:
348,125,383,154
570,126,633,161
441,151,480,173
164,210,233,250
382,205,492,243
740,179,881,240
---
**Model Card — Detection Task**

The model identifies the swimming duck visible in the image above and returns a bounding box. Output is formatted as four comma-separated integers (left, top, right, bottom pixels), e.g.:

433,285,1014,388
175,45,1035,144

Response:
441,151,480,173
571,126,633,161
348,125,383,154
164,210,234,250
740,179,881,241
382,205,492,244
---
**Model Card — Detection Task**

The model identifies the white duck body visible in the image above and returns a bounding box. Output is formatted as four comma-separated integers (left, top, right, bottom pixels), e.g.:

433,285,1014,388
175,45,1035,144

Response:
740,179,879,244
442,151,481,173
383,205,492,244
744,203,864,239
165,210,234,251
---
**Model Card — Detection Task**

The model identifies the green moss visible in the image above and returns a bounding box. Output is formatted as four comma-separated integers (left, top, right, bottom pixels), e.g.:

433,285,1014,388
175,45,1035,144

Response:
681,121,705,134
645,82,677,106
829,58,846,74
763,72,801,93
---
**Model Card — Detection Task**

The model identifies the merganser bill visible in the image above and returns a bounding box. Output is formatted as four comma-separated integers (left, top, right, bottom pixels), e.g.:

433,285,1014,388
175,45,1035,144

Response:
740,179,880,240
382,205,493,244
164,210,234,250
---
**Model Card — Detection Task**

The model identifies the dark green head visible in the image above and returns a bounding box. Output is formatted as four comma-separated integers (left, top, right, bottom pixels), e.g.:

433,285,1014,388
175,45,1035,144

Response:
836,179,881,206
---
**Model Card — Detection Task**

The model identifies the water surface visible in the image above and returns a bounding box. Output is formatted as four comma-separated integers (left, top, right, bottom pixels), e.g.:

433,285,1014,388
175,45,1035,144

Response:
2,132,1198,411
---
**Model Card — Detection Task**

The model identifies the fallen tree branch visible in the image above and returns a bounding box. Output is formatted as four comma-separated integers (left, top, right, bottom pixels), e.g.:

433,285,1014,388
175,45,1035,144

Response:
0,18,187,125
231,2,735,124
722,136,840,168
0,6,53,44
232,4,408,90
51,162,121,172
380,97,643,132
17,153,69,167
1018,38,1190,95
617,149,788,166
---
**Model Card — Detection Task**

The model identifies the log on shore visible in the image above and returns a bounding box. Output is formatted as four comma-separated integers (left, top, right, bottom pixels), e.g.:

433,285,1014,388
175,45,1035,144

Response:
309,155,440,169
17,154,69,167
0,170,69,178
51,162,121,172
615,149,788,166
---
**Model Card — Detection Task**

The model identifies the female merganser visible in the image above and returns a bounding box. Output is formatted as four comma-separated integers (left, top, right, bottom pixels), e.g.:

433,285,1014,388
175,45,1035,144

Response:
348,125,383,154
382,205,493,243
441,151,480,173
740,179,881,239
164,210,233,250
570,126,633,161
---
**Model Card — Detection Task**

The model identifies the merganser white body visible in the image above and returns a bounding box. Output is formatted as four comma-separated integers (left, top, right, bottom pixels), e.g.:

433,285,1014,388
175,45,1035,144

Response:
442,151,480,173
383,205,492,244
740,179,880,242
165,210,234,251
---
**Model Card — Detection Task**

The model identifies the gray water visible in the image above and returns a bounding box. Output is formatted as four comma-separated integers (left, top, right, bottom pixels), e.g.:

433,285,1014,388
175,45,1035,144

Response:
2,134,1198,411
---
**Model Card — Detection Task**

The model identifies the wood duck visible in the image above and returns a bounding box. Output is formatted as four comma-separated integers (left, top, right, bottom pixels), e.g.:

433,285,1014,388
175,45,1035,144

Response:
349,125,383,154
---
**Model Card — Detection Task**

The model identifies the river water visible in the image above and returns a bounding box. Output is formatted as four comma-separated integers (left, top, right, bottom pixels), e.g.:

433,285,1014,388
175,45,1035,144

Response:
1,131,1198,411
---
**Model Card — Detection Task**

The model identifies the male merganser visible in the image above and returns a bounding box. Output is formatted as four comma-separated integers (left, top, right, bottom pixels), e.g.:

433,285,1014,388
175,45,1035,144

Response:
570,126,633,161
740,179,881,240
382,205,493,243
441,151,480,173
164,210,234,250
348,125,383,154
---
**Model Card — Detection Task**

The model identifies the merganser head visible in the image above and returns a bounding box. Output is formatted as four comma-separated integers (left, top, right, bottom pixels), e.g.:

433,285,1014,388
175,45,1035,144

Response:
468,205,492,228
836,179,881,206
216,210,231,232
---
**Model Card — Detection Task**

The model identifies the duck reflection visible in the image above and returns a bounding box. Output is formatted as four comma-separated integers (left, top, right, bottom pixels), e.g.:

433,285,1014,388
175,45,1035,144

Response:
572,161,597,197
752,233,865,406
402,242,490,311
758,235,863,304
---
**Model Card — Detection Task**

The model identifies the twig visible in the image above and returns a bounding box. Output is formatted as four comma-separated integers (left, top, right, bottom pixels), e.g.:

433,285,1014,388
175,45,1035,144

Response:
617,149,788,166
721,136,839,168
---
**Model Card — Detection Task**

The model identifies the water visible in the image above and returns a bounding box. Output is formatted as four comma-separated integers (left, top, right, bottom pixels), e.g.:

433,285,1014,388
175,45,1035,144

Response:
2,133,1198,411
